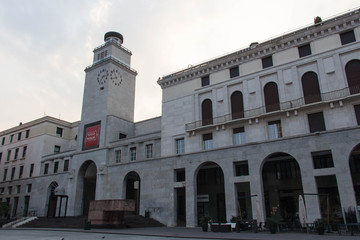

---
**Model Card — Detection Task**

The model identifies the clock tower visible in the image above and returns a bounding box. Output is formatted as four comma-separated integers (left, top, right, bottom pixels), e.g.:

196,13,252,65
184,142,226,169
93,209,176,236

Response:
79,32,137,150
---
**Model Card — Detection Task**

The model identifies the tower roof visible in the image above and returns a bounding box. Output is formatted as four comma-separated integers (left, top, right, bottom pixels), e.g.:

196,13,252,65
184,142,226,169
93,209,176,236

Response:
104,31,124,44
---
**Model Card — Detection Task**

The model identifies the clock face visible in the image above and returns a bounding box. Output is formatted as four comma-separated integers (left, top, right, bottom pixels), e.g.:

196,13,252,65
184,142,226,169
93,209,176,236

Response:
97,69,108,85
110,69,122,86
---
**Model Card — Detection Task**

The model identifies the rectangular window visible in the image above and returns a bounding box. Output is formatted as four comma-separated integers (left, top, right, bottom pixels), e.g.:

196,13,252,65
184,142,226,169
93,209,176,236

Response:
312,150,334,169
10,135,13,143
115,150,121,163
201,75,210,87
340,30,356,45
56,127,63,137
63,160,69,171
18,166,23,179
54,145,61,153
119,133,127,139
203,133,213,150
14,148,19,159
130,147,136,161
27,184,32,193
354,104,360,125
17,132,22,141
234,161,249,176
1,137,5,145
175,169,185,182
10,167,15,180
308,112,326,133
29,164,34,177
145,144,153,159
268,120,282,140
0,152,2,162
0,187,4,193
298,44,312,58
16,185,21,194
3,169,7,181
176,138,185,155
233,127,246,145
53,162,59,173
8,186,12,195
230,66,239,78
22,146,27,158
44,163,49,175
7,150,11,161
262,55,273,69
25,130,30,138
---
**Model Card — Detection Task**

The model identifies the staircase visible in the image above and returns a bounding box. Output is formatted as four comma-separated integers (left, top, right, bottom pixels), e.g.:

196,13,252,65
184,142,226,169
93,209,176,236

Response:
19,215,163,229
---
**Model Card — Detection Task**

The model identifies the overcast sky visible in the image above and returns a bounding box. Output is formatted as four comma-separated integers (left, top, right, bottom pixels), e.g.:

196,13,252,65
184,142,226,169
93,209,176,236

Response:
0,0,359,130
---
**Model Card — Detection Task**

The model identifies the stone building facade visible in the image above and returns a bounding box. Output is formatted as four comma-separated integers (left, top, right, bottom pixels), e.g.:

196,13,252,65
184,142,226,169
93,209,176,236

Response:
1,9,360,227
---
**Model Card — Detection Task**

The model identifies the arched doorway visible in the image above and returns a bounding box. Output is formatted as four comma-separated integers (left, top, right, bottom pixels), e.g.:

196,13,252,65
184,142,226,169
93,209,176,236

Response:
47,181,58,217
262,153,303,223
349,144,360,206
196,162,226,224
124,171,140,214
77,160,97,216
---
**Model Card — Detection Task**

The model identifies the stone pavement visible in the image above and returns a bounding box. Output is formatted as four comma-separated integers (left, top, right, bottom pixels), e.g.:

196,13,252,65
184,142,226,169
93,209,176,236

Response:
0,227,359,240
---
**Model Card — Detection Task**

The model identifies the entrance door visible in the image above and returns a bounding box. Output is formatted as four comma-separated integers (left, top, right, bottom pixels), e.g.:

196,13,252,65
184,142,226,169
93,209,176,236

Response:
176,187,186,226
47,195,57,217
83,178,96,215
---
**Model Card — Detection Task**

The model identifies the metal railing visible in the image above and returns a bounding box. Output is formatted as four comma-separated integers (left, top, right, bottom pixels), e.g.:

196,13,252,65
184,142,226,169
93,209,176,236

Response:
185,86,358,131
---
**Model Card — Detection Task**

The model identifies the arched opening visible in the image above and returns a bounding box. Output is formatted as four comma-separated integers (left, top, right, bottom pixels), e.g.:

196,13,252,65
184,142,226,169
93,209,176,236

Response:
231,91,244,119
345,59,360,94
124,171,140,215
201,99,213,126
301,71,322,104
196,162,226,224
262,153,303,223
47,181,59,217
264,82,280,112
349,144,360,206
77,160,97,216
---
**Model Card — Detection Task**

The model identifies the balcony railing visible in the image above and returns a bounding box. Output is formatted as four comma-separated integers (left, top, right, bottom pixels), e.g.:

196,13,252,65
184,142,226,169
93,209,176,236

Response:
185,86,357,132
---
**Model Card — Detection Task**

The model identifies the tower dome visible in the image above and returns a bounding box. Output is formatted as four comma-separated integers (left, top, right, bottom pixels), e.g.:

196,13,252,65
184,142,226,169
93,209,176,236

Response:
104,31,124,44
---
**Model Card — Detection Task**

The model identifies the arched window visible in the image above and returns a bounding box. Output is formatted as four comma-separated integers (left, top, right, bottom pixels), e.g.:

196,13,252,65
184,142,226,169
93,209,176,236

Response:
301,71,321,104
201,99,213,126
231,91,244,119
264,82,280,112
345,60,360,95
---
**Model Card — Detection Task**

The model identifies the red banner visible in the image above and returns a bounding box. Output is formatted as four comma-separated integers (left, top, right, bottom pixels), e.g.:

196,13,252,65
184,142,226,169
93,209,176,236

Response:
84,124,100,148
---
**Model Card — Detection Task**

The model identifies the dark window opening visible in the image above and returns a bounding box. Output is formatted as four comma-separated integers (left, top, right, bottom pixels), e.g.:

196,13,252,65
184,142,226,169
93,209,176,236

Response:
355,104,360,125
54,162,59,173
301,71,321,104
10,167,15,180
56,127,63,137
231,91,244,119
308,112,326,133
201,76,210,87
119,133,127,139
19,166,23,178
230,66,239,78
264,82,280,112
345,60,360,95
54,145,61,153
340,30,356,45
1,137,5,145
44,163,49,175
262,56,273,69
29,164,34,177
234,161,249,176
201,99,213,126
312,150,334,169
298,44,312,58
17,132,22,141
175,169,185,182
25,130,30,138
63,160,69,171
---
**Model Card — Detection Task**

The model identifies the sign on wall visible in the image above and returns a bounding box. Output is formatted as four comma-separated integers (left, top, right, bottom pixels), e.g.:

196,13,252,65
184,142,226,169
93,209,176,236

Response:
83,121,101,150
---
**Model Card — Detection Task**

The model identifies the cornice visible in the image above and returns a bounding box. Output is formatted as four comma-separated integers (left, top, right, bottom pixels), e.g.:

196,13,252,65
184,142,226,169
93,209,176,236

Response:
84,55,138,75
158,8,360,89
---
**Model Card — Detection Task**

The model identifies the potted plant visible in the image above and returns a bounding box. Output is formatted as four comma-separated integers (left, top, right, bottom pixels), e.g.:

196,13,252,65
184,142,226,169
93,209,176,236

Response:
199,215,211,232
314,16,322,24
314,218,327,235
266,218,278,234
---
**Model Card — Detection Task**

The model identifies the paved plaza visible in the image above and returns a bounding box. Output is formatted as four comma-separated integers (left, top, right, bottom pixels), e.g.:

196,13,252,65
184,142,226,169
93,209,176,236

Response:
0,227,359,240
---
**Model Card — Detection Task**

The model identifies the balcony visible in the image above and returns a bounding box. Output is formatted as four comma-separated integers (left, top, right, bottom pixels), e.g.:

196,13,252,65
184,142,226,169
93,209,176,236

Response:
185,86,359,132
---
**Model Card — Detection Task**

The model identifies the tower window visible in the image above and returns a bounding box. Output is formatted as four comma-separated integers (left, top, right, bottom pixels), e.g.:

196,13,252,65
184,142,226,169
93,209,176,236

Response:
56,127,63,137
201,76,210,87
298,44,312,58
262,56,273,69
340,30,356,45
230,66,239,78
